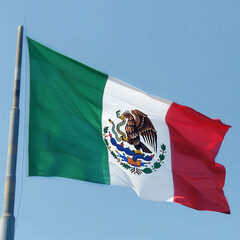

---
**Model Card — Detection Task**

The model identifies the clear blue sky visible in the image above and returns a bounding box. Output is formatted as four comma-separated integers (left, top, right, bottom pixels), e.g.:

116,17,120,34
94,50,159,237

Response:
0,1,239,239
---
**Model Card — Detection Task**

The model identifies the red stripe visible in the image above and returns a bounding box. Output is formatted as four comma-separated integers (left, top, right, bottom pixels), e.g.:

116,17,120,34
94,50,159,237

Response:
166,102,230,214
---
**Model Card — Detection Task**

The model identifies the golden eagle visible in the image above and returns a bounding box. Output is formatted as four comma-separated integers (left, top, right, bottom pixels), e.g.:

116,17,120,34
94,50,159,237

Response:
121,110,157,153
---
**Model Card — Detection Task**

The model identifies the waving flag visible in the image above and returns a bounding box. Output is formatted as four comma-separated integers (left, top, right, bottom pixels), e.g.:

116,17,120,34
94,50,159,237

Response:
27,38,230,214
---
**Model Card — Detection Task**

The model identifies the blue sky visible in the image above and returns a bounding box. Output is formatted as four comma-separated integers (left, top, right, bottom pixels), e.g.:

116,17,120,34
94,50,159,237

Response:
0,1,239,239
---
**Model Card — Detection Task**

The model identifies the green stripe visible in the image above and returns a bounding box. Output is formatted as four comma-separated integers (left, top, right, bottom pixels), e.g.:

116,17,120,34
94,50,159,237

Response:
28,38,110,184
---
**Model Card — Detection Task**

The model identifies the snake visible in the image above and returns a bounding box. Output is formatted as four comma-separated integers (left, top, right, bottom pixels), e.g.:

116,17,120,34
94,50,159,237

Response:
109,110,127,142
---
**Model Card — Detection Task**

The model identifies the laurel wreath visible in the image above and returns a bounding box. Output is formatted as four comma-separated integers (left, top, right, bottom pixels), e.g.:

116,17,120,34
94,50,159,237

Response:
103,127,166,175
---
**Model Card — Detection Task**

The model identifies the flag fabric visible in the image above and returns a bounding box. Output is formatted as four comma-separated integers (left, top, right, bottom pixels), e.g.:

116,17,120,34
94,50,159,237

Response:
27,38,230,214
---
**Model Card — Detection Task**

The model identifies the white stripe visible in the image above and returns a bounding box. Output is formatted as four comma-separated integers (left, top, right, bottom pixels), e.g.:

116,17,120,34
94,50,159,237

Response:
102,76,174,202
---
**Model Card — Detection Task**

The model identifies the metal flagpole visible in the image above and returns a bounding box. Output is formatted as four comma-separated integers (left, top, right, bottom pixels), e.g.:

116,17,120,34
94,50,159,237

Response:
0,25,23,240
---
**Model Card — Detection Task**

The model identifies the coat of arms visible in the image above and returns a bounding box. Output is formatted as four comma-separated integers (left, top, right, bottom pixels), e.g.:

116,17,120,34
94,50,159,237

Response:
103,110,166,175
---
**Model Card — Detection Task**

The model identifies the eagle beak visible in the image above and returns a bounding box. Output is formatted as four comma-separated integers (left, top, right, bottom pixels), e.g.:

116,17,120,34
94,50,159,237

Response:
120,115,125,120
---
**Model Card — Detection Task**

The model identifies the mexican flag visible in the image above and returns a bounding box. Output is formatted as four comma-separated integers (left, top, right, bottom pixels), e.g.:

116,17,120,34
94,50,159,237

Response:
27,38,230,214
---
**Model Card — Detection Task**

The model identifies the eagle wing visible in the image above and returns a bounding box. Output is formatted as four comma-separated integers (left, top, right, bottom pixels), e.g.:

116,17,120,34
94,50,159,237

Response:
131,110,157,152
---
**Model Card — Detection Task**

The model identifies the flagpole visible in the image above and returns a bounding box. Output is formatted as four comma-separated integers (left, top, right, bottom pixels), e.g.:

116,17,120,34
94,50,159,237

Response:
0,25,23,240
